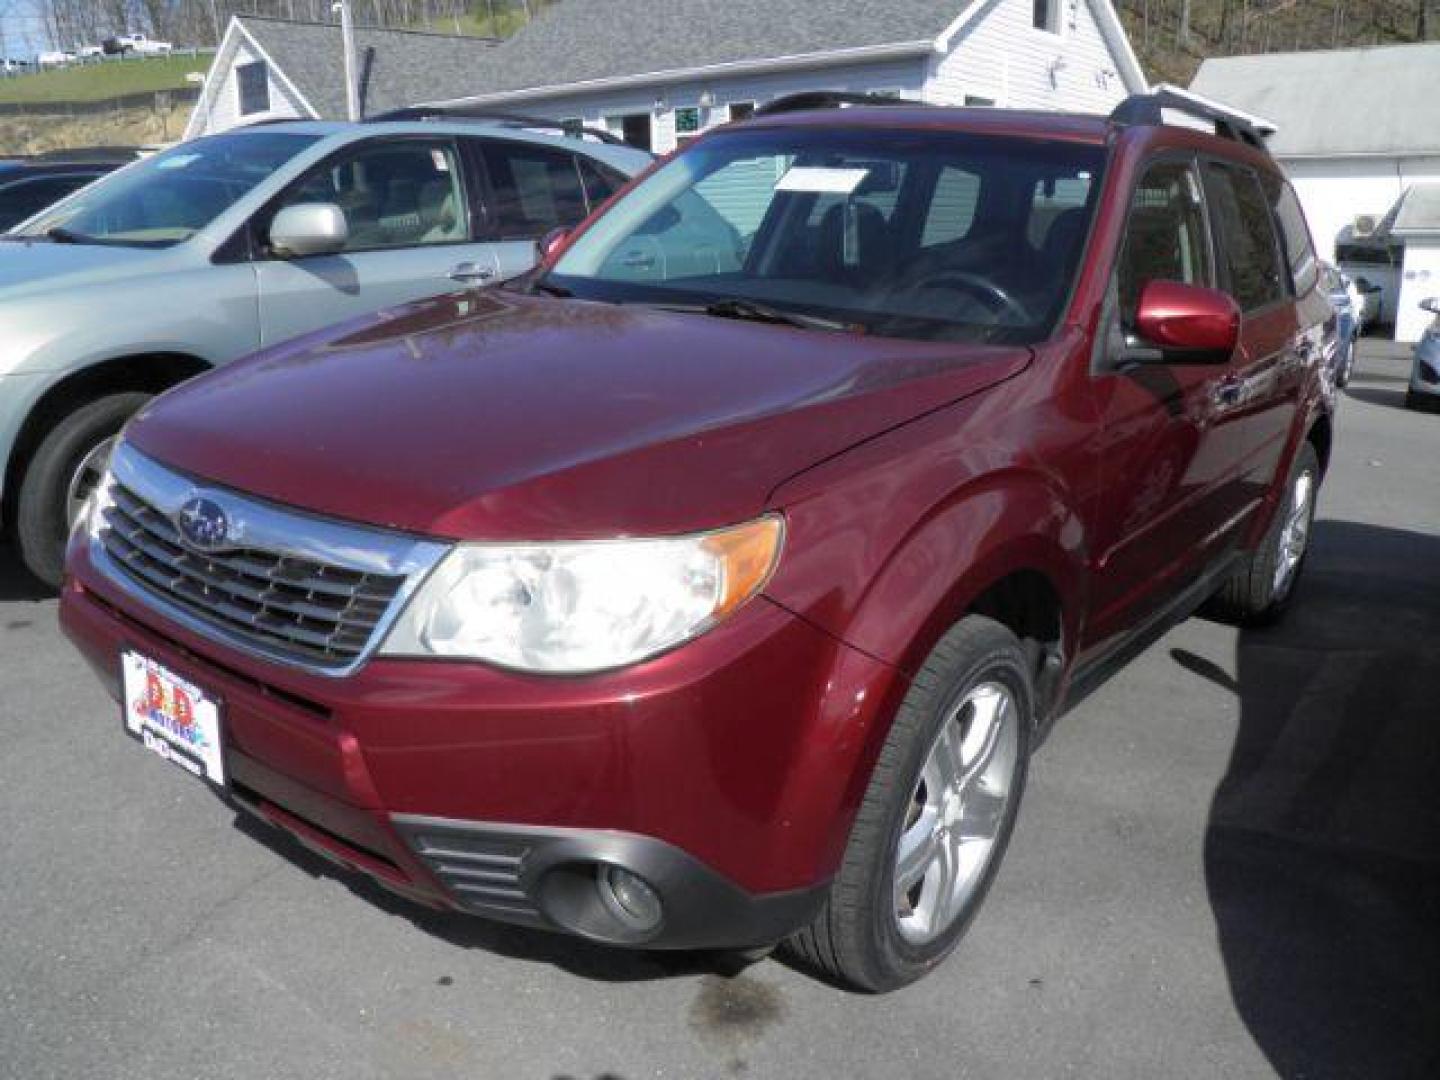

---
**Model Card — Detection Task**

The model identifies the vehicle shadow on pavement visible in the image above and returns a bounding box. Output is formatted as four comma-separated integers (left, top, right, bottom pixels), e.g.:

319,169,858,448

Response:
0,544,50,602
1342,386,1412,411
1174,520,1440,1080
230,811,755,985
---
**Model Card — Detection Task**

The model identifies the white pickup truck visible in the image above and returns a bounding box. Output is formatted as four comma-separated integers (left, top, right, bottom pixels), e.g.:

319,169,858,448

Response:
116,33,171,55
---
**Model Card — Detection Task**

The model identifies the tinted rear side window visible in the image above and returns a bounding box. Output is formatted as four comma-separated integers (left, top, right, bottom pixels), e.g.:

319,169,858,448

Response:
483,143,588,239
1267,178,1319,295
0,173,97,228
1204,162,1287,312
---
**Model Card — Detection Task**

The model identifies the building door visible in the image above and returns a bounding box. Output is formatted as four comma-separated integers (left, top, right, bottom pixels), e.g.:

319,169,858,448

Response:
619,114,652,153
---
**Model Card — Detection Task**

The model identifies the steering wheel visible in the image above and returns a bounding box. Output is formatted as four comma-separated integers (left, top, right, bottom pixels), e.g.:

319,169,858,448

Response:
896,269,1033,324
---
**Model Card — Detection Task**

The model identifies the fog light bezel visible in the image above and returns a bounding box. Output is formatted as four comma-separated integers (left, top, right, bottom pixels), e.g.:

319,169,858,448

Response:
535,861,667,944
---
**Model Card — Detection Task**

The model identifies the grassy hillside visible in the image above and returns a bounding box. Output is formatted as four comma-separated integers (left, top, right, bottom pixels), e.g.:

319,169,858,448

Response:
1118,0,1436,85
0,55,210,105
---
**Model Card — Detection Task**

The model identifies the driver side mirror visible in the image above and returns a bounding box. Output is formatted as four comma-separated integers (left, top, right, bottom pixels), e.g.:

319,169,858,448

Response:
269,202,348,259
1126,280,1240,366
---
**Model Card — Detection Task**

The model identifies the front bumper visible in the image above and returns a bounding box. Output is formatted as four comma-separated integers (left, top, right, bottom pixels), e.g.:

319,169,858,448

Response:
62,540,894,949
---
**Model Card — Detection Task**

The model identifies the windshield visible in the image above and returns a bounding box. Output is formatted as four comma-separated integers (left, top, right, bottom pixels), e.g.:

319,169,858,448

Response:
14,131,320,247
546,127,1106,344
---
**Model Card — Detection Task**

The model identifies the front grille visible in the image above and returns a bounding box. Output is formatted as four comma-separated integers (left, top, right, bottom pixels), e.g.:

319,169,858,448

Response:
402,826,541,922
100,482,406,669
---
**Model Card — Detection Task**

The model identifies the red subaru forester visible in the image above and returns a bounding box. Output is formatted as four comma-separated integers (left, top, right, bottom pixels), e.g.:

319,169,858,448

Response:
61,92,1334,991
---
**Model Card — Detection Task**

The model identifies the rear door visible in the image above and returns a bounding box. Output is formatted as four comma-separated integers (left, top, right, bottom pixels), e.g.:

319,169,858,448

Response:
251,137,500,347
1200,161,1305,512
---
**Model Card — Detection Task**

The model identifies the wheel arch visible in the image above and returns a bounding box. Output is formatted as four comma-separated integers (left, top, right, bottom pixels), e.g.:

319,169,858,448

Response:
2,352,211,532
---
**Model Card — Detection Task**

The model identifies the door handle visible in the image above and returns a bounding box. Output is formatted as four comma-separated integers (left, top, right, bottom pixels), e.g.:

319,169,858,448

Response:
448,261,497,284
1213,377,1244,407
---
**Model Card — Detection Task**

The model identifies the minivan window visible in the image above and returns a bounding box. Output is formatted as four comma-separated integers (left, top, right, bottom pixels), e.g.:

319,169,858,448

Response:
273,140,467,252
546,128,1106,345
483,143,588,239
1118,160,1211,325
18,131,319,247
1204,162,1287,312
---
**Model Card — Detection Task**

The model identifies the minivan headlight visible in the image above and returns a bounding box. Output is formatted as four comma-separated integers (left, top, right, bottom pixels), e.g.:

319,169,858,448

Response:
380,516,784,673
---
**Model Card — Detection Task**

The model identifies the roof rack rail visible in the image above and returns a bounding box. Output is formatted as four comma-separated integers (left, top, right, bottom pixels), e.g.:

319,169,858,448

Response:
755,91,926,117
364,106,626,146
1109,86,1276,149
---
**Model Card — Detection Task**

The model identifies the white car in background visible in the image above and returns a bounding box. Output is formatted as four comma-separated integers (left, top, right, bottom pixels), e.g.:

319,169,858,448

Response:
36,51,75,67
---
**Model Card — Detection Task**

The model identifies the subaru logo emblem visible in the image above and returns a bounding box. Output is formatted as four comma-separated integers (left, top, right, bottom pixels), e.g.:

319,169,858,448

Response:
176,496,230,553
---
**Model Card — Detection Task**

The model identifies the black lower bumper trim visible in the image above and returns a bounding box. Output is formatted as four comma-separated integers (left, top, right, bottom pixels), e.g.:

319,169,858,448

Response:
392,814,828,951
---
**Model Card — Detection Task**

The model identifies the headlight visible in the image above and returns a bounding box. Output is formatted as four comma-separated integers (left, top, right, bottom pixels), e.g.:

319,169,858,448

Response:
380,515,784,673
75,458,117,540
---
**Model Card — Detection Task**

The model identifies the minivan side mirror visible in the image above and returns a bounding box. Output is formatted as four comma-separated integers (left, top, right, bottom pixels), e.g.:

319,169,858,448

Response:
269,203,348,259
1419,296,1440,315
1127,280,1240,365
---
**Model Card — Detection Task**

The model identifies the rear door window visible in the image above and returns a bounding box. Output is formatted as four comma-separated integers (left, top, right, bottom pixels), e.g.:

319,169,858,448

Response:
1204,162,1288,312
1266,177,1319,296
482,143,589,239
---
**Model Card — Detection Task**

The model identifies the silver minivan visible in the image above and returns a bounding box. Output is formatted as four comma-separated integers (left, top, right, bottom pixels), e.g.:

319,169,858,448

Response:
0,117,651,584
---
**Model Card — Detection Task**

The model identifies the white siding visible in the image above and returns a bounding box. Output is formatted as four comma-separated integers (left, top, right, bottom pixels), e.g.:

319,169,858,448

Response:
926,0,1130,111
514,58,928,155
1396,240,1440,342
186,32,309,139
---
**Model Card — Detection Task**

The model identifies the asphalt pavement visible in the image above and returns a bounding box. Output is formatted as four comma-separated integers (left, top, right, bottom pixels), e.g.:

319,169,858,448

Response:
2,340,1436,1080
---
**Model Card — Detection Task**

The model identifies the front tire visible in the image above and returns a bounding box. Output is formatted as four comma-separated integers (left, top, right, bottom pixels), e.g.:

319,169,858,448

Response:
15,393,149,588
786,616,1032,992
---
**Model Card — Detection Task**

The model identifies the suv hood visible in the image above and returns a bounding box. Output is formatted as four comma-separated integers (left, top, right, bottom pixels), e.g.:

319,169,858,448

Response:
127,290,1030,540
0,239,162,296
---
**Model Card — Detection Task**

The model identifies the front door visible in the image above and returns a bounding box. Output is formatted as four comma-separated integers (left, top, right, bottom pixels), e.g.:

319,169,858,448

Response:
1084,157,1248,649
252,138,499,347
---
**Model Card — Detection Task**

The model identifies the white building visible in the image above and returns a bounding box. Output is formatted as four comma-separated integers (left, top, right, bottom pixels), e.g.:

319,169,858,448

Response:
1192,43,1440,337
189,0,1147,151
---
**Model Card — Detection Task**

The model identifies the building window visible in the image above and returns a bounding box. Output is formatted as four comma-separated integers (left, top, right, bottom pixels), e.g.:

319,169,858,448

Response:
237,60,269,116
729,102,756,121
1032,0,1060,33
674,106,701,143
964,94,996,107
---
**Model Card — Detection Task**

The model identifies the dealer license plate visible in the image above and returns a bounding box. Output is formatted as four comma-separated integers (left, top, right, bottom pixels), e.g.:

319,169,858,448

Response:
121,651,225,787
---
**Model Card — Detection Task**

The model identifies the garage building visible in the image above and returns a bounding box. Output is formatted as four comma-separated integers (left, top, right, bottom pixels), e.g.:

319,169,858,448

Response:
1191,43,1440,336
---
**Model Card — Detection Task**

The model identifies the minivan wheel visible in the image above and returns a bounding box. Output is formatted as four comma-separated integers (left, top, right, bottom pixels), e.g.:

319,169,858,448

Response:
15,393,149,588
786,616,1032,992
1208,440,1320,626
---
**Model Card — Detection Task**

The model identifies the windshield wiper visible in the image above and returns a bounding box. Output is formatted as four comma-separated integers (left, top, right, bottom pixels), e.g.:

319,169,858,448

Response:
530,279,573,298
658,298,862,333
46,227,96,245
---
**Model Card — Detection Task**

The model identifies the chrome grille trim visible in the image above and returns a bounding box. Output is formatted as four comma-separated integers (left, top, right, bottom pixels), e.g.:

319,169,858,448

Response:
88,442,449,677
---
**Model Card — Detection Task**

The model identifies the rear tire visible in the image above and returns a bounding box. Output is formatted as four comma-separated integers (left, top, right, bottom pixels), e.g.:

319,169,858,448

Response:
785,616,1032,992
15,393,149,588
1406,389,1440,413
1209,441,1319,626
